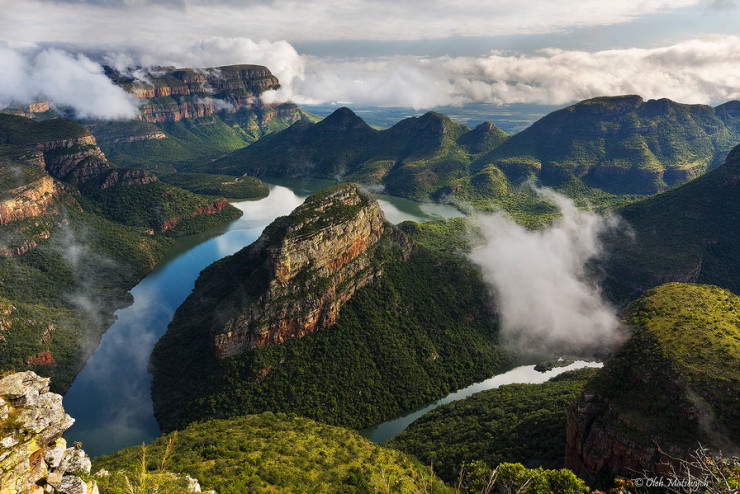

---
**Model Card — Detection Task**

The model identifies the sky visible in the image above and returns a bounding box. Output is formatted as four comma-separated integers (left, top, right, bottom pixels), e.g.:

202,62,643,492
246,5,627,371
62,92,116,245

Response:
1,0,739,117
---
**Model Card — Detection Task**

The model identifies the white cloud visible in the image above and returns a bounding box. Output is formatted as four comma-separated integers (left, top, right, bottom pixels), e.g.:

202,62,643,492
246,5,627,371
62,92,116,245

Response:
0,0,703,44
0,46,139,119
261,35,740,108
469,189,623,356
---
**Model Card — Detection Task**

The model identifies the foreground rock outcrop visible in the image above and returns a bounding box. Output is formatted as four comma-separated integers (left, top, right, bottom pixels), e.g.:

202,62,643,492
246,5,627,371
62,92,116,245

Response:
0,371,96,494
566,283,740,485
208,183,411,357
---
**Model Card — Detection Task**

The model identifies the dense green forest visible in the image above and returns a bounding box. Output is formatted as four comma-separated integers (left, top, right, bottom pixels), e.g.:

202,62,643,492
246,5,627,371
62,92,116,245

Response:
151,244,506,432
0,114,245,391
87,106,320,174
599,145,740,303
159,172,269,199
389,369,599,483
202,97,740,220
585,283,740,446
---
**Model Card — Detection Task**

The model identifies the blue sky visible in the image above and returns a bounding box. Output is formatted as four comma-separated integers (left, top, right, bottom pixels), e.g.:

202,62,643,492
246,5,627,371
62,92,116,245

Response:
0,0,738,116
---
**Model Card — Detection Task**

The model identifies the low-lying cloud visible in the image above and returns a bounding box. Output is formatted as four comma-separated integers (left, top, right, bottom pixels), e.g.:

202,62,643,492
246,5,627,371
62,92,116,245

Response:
469,189,623,357
0,46,139,119
263,35,740,108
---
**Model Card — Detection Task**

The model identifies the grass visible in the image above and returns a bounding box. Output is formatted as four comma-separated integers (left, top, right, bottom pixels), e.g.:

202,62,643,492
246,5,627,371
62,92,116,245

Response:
94,413,453,494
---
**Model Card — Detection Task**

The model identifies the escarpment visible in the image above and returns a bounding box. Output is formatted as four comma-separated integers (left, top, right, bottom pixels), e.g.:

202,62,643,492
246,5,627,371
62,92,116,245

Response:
108,64,291,124
36,135,110,186
0,371,97,494
203,183,411,358
0,177,66,226
565,283,740,486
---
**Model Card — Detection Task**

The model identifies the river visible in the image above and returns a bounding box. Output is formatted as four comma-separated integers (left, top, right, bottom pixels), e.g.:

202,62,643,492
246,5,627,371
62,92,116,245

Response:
359,360,603,443
62,179,462,457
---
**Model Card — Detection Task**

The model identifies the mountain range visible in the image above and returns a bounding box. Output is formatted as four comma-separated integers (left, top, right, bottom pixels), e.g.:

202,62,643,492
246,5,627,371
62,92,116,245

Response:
198,96,740,217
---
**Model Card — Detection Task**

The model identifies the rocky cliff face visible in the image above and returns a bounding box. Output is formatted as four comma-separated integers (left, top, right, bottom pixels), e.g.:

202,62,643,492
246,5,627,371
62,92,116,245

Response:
0,371,97,494
36,135,110,186
208,184,411,358
0,177,66,226
111,64,287,124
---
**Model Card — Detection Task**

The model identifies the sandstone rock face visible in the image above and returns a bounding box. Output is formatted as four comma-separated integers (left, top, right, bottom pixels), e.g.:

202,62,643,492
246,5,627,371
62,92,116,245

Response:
565,395,679,484
0,371,96,494
210,184,411,358
98,169,157,190
36,135,110,186
117,64,283,124
0,177,65,226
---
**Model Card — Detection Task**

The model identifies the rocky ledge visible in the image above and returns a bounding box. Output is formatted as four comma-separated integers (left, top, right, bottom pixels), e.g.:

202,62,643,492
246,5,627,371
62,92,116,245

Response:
0,371,96,494
205,183,412,358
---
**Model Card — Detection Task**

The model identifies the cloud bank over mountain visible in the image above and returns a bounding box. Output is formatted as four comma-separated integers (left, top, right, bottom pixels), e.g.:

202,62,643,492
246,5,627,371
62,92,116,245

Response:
0,46,138,119
2,33,738,117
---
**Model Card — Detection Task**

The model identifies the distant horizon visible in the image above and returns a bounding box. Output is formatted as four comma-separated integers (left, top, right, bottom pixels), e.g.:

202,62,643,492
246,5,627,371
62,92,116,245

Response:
1,0,739,119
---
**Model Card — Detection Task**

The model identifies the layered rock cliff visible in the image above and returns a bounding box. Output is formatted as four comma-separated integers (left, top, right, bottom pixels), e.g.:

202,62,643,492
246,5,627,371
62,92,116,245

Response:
565,283,740,485
207,183,411,358
0,371,97,494
0,177,66,226
109,64,286,124
36,135,110,186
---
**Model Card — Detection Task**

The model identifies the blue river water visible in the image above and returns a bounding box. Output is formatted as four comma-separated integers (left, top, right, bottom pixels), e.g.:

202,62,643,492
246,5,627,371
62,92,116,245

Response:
62,180,462,457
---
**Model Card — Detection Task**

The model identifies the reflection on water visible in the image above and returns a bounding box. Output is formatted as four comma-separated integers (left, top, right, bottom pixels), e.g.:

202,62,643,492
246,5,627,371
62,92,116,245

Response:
63,182,461,457
360,361,604,444
62,187,305,457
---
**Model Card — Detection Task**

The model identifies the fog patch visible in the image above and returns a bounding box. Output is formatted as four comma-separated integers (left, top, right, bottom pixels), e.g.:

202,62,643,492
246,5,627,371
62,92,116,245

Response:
469,189,623,357
0,45,139,119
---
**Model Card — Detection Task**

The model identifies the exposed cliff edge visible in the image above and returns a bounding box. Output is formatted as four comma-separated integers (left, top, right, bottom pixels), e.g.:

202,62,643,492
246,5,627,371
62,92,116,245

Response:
0,371,97,494
565,283,740,485
36,135,110,186
202,183,412,357
89,65,313,173
0,113,242,394
0,177,67,226
106,64,295,125
151,187,503,433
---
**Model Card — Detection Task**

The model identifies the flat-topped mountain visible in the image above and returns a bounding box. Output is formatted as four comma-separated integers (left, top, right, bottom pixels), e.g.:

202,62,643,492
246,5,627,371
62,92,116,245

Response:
89,64,317,173
205,183,409,357
150,184,504,432
107,64,280,123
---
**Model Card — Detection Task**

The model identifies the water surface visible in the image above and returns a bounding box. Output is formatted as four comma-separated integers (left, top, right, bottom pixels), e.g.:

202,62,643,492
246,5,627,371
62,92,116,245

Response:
360,361,604,444
63,180,461,457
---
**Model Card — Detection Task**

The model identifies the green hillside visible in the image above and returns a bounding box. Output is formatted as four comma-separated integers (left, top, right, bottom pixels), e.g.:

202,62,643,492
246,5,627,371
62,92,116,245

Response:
151,245,505,432
159,172,269,199
203,97,740,218
0,114,243,392
587,283,740,445
389,368,599,483
93,412,453,494
477,96,740,195
87,106,319,174
78,174,242,236
599,143,740,303
205,107,533,212
150,189,505,432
